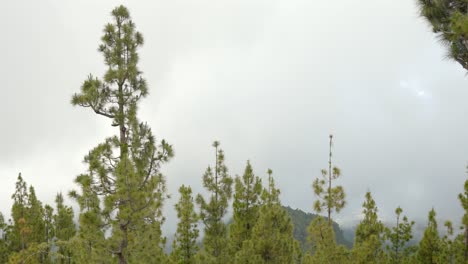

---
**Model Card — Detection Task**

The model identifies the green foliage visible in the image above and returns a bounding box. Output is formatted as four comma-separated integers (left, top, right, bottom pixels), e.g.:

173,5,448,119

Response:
229,161,263,255
458,172,468,263
53,193,76,263
26,187,45,246
7,242,50,264
171,185,199,264
306,216,349,264
352,192,385,264
5,175,65,263
234,240,263,264
261,169,280,205
416,208,441,264
196,141,233,262
10,173,29,252
249,203,298,263
244,173,300,263
385,207,416,263
312,135,345,226
417,0,468,71
70,5,173,263
284,206,352,250
0,213,9,263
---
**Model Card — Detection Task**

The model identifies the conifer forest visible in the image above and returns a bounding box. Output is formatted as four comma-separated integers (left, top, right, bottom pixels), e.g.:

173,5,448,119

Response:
1,1,468,263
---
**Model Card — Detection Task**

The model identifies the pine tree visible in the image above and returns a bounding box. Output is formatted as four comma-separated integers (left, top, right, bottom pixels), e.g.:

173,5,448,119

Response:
8,176,50,264
352,191,385,264
68,174,108,263
70,5,173,264
437,221,455,263
0,213,10,263
234,240,263,264
43,204,54,263
171,185,199,264
417,0,468,71
261,169,280,205
307,136,347,263
229,161,263,255
26,186,45,246
417,208,441,264
385,207,416,263
448,231,467,264
247,170,299,264
305,216,348,264
53,193,76,263
458,172,468,262
312,135,345,226
10,173,29,252
196,141,233,263
43,205,54,244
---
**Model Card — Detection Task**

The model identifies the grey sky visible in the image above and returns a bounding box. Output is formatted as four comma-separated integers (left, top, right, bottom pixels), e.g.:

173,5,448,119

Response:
1,0,467,235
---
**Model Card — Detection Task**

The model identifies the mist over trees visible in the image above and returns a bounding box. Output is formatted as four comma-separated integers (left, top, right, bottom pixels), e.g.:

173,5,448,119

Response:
1,3,468,264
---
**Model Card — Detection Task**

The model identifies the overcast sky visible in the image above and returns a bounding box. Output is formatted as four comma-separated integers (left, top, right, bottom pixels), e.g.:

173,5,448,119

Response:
1,0,467,235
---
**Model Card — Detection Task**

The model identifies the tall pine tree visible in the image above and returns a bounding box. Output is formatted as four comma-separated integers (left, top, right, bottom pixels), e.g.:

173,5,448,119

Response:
171,185,199,264
385,207,416,263
352,191,385,264
312,135,345,226
196,141,233,263
70,5,173,264
54,193,76,263
247,170,299,264
10,173,29,252
229,161,263,256
417,208,441,264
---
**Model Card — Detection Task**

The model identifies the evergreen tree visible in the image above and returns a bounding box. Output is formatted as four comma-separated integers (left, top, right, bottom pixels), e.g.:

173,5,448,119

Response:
417,0,468,71
312,135,345,226
305,216,348,264
53,193,76,263
68,175,109,263
352,191,385,264
233,240,263,264
385,207,416,263
8,176,50,264
43,204,54,263
0,213,10,263
247,170,299,264
54,193,76,242
70,5,173,263
307,136,347,263
417,208,441,264
171,185,199,264
10,173,29,252
229,161,263,255
458,173,468,262
448,232,467,264
261,169,280,205
437,220,458,264
43,205,54,244
26,186,45,246
196,141,233,263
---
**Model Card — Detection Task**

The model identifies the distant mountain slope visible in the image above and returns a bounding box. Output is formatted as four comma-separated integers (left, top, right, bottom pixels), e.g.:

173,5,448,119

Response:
166,205,353,254
283,206,353,250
